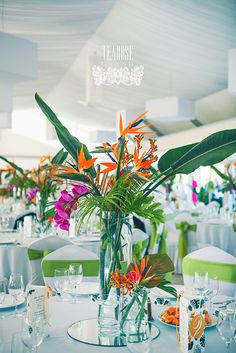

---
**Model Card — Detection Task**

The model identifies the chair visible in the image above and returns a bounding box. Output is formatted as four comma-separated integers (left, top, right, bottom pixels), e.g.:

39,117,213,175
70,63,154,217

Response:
13,211,37,230
182,246,236,296
42,244,99,288
28,236,72,285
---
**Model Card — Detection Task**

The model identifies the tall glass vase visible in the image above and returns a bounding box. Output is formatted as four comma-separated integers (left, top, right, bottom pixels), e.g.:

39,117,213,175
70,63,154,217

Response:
99,211,132,295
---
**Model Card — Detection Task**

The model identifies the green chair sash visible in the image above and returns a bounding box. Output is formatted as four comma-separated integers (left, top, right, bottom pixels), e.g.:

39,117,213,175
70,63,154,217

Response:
132,239,149,261
233,223,236,232
42,259,100,277
28,248,52,261
158,227,168,255
176,222,197,258
182,257,236,283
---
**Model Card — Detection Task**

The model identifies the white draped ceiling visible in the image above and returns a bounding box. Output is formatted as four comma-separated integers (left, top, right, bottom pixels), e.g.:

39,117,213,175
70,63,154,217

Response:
2,0,236,136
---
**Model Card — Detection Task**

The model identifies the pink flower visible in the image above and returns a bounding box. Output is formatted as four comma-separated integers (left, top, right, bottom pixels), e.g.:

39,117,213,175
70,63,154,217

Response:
126,270,140,285
72,184,88,196
60,190,73,202
192,180,198,188
192,192,198,203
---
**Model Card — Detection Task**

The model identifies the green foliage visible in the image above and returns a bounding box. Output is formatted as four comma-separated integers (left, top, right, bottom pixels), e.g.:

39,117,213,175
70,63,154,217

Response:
0,156,24,175
35,93,96,177
158,129,236,175
51,148,68,165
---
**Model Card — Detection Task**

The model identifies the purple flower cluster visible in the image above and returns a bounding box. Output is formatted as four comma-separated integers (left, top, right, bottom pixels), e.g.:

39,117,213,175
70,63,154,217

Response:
26,187,38,202
54,184,88,231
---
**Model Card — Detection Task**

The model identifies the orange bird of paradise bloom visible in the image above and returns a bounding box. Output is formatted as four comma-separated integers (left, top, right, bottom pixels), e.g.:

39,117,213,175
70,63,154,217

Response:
132,257,152,283
53,146,97,175
40,154,51,164
133,147,154,171
119,112,153,138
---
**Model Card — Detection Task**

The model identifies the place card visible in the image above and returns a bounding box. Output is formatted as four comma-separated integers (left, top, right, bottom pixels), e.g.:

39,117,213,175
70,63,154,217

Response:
179,293,205,353
27,285,52,336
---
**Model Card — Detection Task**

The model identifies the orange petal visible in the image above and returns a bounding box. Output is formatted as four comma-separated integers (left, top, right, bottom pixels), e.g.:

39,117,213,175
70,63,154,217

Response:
133,147,138,164
119,114,124,136
84,157,97,170
78,146,86,169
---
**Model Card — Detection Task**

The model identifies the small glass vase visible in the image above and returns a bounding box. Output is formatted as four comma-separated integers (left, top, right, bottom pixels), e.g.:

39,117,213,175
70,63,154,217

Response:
93,294,121,336
121,289,149,334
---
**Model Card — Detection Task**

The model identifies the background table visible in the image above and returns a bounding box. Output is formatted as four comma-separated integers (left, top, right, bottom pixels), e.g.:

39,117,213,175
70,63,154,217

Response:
0,234,101,285
0,295,234,353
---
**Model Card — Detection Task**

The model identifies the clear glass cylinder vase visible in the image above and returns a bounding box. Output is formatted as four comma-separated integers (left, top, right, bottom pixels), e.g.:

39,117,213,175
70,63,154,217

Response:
100,211,132,295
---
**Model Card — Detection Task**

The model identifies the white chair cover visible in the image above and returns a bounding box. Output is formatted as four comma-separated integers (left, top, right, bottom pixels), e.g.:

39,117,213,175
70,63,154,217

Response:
42,244,99,287
28,236,71,285
183,246,236,296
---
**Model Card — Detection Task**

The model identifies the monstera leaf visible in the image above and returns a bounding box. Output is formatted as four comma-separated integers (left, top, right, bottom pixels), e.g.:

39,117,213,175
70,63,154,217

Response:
158,129,236,175
35,93,96,177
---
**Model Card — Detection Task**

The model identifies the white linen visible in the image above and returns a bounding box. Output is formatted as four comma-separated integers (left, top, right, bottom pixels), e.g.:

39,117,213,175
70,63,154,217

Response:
0,296,234,353
0,245,31,286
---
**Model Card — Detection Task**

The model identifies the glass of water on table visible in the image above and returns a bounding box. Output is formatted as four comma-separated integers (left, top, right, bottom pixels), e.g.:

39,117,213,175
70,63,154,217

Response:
8,274,24,316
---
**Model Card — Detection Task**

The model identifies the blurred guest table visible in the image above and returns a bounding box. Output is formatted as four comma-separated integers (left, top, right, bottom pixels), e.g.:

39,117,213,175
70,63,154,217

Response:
0,233,101,285
0,294,234,353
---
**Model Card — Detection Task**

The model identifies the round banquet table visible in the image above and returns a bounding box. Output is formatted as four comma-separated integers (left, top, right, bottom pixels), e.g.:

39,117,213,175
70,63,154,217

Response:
0,234,101,285
0,296,234,353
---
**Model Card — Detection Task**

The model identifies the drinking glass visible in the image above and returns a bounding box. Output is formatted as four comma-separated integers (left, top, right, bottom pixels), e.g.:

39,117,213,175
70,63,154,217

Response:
11,332,26,353
216,310,235,353
1,216,10,230
193,272,208,296
68,263,83,303
227,304,236,342
21,317,44,353
54,268,69,300
126,320,151,353
8,274,24,316
206,276,219,311
0,278,7,306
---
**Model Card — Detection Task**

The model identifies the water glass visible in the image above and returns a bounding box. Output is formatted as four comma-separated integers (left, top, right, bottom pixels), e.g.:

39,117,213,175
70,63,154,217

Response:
93,294,121,336
21,317,44,353
11,332,26,353
8,274,24,316
193,272,208,296
216,310,235,352
54,268,69,299
68,263,83,303
126,320,151,353
0,278,7,306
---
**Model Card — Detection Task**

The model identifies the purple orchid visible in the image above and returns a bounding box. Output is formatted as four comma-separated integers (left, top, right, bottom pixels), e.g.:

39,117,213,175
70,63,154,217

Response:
53,184,88,231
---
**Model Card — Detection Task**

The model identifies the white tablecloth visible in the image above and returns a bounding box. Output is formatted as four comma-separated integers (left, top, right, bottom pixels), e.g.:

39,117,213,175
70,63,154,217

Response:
0,296,234,353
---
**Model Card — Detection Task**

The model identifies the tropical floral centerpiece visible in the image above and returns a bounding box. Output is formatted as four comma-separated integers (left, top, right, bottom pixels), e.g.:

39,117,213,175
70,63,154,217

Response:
34,92,236,328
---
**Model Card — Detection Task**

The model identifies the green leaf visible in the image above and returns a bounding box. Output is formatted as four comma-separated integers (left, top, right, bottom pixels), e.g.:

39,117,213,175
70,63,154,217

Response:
158,143,197,173
0,156,24,175
51,149,68,165
159,129,236,175
211,165,230,181
35,93,96,177
55,173,89,183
